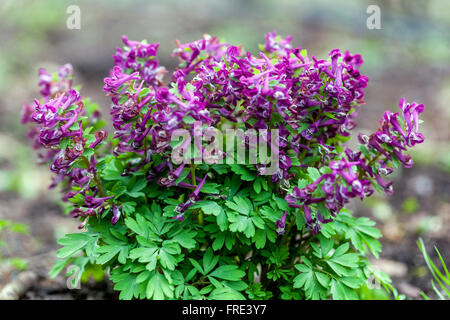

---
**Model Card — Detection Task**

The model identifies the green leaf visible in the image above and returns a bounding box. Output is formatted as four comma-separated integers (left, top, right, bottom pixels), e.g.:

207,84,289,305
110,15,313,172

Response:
211,164,229,175
330,246,359,268
209,265,245,281
172,230,197,249
225,196,251,215
216,210,228,231
59,137,71,150
340,276,364,289
192,201,222,216
334,211,382,257
101,158,125,181
96,245,128,265
209,287,246,300
228,215,254,237
253,177,262,194
330,279,358,300
125,215,149,238
326,261,352,277
202,248,219,274
294,264,311,273
273,197,288,211
315,272,331,288
260,206,281,222
200,183,221,194
189,258,204,275
146,272,174,300
319,236,334,257
229,165,256,181
175,168,190,185
110,272,141,300
253,229,267,249
307,167,321,181
330,253,359,268
159,247,179,270
56,233,98,259
127,176,148,198
212,232,225,250
129,246,159,271
49,257,71,279
293,267,328,300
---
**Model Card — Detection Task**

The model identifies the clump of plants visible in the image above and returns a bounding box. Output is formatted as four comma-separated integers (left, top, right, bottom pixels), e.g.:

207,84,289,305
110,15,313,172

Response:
22,32,425,300
417,238,450,300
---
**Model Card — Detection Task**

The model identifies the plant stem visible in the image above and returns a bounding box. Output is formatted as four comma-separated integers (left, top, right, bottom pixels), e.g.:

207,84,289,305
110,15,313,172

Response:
81,156,106,197
197,210,204,226
190,164,197,186
281,217,296,247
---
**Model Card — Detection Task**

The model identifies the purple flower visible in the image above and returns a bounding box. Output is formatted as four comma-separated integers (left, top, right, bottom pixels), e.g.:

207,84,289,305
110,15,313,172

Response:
171,174,208,222
84,195,114,208
172,34,230,74
89,130,108,149
104,66,140,96
113,36,167,86
398,98,425,147
264,31,293,55
158,163,186,187
38,64,73,100
189,174,207,203
111,206,122,225
275,211,288,234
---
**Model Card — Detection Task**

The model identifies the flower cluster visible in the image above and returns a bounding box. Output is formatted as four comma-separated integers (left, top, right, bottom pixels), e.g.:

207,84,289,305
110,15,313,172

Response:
283,97,425,234
99,32,374,220
22,65,109,228
113,35,167,87
22,64,74,164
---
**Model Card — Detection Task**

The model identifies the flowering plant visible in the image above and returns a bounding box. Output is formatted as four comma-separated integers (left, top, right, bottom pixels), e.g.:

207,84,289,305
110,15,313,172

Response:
22,32,425,300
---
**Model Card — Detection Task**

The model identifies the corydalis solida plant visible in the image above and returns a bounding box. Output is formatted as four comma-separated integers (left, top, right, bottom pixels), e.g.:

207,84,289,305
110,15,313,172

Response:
22,32,424,300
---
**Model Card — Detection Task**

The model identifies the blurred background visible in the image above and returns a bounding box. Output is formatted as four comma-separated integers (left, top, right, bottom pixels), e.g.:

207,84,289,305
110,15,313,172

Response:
0,0,449,299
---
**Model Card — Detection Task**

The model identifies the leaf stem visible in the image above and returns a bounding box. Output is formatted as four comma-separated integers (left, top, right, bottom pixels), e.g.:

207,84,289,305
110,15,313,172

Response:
81,156,106,197
190,164,197,186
